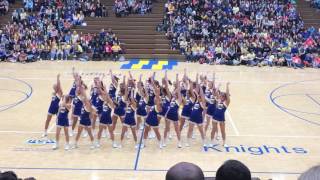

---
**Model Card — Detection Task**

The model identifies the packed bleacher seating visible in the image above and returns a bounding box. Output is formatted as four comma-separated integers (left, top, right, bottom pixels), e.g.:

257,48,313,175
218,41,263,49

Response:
159,0,320,68
114,0,152,17
310,0,320,9
0,0,123,63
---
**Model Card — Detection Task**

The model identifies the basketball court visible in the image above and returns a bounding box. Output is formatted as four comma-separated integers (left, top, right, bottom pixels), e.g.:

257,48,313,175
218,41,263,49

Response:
0,61,319,180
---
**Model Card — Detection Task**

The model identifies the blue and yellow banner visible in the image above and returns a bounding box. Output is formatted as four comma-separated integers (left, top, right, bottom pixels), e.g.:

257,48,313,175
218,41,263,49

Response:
120,59,178,70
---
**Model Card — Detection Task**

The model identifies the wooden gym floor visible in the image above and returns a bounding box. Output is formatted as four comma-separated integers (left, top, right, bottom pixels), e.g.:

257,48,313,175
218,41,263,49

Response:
0,61,319,180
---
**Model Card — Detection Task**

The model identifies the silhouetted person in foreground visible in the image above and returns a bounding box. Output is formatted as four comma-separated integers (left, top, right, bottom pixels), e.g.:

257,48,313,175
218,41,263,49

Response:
166,162,205,180
216,160,251,180
299,165,320,180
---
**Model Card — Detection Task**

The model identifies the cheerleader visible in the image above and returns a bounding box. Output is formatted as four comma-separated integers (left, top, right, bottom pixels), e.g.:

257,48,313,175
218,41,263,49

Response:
53,95,72,150
163,73,182,148
111,75,127,131
211,82,230,147
42,74,63,137
135,74,147,130
68,67,78,98
186,74,207,147
90,77,103,131
108,69,118,99
119,79,138,148
74,84,95,149
70,87,83,136
142,77,163,149
52,74,72,150
179,69,192,132
96,84,117,148
204,73,216,134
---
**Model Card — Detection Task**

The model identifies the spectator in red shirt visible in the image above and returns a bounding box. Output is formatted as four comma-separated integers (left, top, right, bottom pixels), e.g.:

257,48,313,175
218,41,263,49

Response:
104,42,112,60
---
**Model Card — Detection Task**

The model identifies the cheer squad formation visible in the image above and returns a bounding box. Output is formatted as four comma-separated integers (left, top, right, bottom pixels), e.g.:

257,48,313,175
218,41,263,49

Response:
42,68,230,151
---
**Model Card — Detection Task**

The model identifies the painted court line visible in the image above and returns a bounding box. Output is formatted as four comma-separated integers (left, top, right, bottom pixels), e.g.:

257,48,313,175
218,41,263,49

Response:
1,77,319,85
0,166,302,175
0,130,320,139
226,110,239,136
305,94,320,107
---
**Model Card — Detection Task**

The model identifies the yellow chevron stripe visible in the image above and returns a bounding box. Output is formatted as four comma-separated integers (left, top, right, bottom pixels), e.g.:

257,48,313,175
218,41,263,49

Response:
131,60,150,69
151,61,168,70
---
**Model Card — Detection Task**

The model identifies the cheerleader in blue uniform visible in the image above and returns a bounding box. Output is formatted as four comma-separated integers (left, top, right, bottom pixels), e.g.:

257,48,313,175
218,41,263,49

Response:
204,73,216,134
163,73,182,148
42,74,63,137
74,85,96,149
53,95,72,150
108,69,118,99
70,89,83,137
111,75,127,131
142,79,163,149
119,85,139,148
96,85,117,148
186,74,207,147
90,77,101,131
179,69,193,132
211,82,230,147
145,72,156,110
136,74,148,130
68,67,78,98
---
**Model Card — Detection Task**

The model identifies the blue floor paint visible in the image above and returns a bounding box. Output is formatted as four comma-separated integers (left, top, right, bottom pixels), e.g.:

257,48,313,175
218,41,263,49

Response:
0,77,33,112
269,79,320,126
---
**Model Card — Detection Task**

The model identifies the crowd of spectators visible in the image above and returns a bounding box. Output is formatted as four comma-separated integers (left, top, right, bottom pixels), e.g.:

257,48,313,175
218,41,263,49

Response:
158,0,320,68
0,0,123,63
310,0,320,9
0,0,11,16
114,0,152,17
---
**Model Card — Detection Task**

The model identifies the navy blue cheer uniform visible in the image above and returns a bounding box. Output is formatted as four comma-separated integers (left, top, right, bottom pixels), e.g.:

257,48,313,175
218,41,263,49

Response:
68,82,76,98
72,96,83,117
90,87,98,107
206,95,216,116
181,98,193,119
159,96,170,117
57,106,69,127
108,84,116,99
100,103,112,125
147,89,155,107
114,95,126,117
190,101,204,124
80,107,91,126
136,93,147,117
124,105,136,127
213,102,227,122
166,99,179,121
146,106,159,127
48,95,60,115
180,89,187,97
94,97,104,115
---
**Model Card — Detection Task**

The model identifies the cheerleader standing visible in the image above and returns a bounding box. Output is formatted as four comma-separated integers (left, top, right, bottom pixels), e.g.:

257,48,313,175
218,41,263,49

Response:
96,84,117,148
53,95,72,150
74,84,95,149
204,73,216,134
142,78,163,149
42,74,63,137
135,74,148,130
211,83,230,147
163,73,182,148
186,74,207,147
52,74,72,150
119,80,138,148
